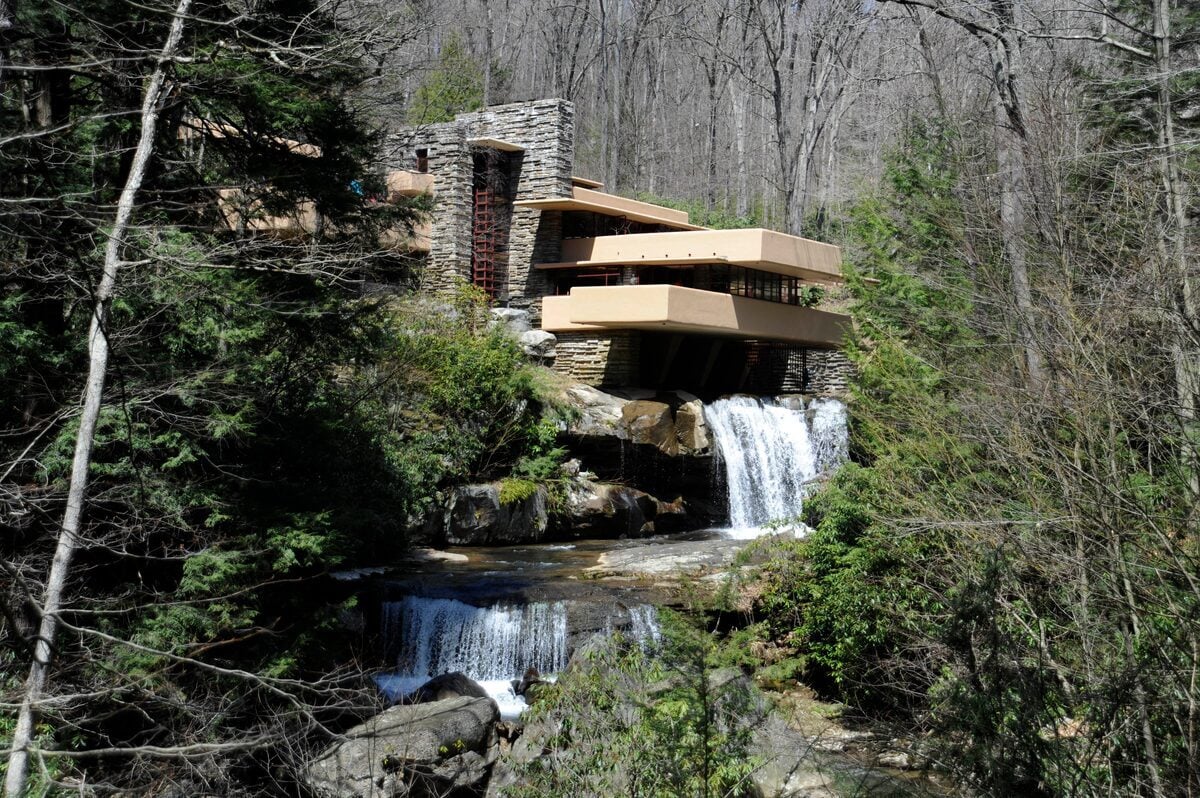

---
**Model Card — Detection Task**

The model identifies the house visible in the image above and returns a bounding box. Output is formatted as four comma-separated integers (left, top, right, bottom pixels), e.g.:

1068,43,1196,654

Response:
398,99,854,394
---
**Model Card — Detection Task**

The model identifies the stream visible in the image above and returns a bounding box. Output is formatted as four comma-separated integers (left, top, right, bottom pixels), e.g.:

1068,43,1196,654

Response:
369,395,848,713
354,396,948,794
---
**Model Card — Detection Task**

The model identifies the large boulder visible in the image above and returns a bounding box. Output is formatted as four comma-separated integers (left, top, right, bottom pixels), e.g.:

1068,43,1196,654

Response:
622,400,678,456
400,672,490,705
749,714,839,798
402,503,444,548
564,384,629,440
445,483,548,545
562,385,711,457
489,307,531,335
563,478,659,537
305,696,500,798
673,396,709,454
518,329,557,360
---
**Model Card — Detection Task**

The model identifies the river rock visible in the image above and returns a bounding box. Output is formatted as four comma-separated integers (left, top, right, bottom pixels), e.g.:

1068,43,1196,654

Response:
402,503,444,547
588,538,746,578
445,483,548,545
674,397,709,453
305,696,500,798
400,672,489,704
562,385,711,455
622,400,678,456
750,714,839,798
564,384,629,439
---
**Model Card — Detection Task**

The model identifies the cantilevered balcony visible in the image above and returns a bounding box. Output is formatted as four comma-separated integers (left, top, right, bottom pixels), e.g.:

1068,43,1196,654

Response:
542,285,849,348
541,229,843,284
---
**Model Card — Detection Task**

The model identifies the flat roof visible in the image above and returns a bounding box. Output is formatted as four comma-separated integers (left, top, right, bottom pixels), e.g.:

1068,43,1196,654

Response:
571,176,604,189
515,187,704,231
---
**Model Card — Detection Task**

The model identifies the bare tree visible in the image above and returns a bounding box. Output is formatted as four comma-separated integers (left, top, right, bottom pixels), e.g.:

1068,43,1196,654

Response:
737,0,867,235
4,6,193,792
877,0,1047,389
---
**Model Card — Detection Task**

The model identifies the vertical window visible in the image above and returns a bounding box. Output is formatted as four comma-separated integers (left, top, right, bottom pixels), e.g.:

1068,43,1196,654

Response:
415,148,429,173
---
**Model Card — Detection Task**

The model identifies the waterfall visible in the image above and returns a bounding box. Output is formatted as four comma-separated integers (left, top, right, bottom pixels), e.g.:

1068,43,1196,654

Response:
382,596,570,681
706,396,848,537
628,604,663,647
376,595,658,718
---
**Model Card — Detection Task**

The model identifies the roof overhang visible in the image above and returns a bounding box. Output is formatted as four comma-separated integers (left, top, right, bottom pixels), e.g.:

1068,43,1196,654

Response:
515,187,705,231
571,176,604,189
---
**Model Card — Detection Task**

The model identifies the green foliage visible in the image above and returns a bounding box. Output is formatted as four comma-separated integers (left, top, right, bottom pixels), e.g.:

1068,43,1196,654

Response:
752,113,1200,796
386,283,566,484
753,121,982,707
756,465,942,704
406,34,485,124
795,284,825,308
508,614,759,798
499,478,539,505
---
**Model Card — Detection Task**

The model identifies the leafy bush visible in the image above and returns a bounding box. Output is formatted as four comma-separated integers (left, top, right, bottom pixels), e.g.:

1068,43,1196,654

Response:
499,478,539,505
508,613,759,798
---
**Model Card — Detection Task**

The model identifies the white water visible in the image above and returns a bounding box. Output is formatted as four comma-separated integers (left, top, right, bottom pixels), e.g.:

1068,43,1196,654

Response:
706,396,848,538
376,595,659,718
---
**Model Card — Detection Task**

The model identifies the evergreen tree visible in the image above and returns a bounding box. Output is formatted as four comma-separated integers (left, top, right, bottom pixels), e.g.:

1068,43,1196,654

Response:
0,1,526,792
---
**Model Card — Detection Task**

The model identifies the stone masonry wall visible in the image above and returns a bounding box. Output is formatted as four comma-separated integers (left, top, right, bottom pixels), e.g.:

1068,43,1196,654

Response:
386,100,574,313
552,332,639,386
795,348,855,396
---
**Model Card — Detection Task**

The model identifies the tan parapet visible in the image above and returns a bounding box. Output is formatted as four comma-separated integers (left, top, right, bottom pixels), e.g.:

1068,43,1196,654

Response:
547,229,843,284
540,285,850,348
385,170,435,199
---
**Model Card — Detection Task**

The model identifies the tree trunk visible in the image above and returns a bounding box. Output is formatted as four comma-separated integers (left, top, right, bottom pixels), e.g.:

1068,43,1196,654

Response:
732,87,748,219
482,0,492,107
993,95,1044,390
3,1,192,793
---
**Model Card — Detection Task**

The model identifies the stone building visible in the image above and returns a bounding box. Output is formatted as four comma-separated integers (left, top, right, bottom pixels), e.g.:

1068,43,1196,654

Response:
385,99,853,396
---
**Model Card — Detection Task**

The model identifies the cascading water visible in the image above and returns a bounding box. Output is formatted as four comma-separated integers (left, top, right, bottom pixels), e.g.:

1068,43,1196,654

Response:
383,596,570,681
706,396,848,537
375,595,659,718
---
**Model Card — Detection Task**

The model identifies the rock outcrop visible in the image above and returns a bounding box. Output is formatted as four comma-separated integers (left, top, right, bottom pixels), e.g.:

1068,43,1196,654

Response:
561,385,722,526
563,476,683,537
518,329,557,360
444,483,549,546
489,307,531,335
586,537,748,578
564,385,712,457
306,696,500,798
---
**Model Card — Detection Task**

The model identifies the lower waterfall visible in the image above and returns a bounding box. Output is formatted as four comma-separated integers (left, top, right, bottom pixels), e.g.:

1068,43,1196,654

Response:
706,396,849,537
376,595,658,718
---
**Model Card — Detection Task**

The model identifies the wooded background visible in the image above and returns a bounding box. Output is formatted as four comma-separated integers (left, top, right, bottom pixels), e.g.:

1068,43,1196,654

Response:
2,0,1197,795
